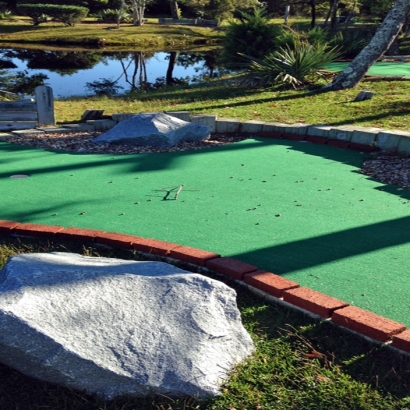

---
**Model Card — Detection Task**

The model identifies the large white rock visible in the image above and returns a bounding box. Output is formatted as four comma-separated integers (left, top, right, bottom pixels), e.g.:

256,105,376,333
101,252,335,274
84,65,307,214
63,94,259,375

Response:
0,253,254,400
92,112,211,146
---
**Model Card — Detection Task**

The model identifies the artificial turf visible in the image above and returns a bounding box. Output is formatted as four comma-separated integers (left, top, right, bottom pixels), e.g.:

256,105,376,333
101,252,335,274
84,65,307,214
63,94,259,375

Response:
2,137,410,326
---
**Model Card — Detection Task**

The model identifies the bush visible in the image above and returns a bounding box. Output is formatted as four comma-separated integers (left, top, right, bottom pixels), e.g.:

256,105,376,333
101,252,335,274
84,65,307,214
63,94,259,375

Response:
242,42,341,88
222,7,284,69
95,8,131,23
329,30,369,59
17,4,88,26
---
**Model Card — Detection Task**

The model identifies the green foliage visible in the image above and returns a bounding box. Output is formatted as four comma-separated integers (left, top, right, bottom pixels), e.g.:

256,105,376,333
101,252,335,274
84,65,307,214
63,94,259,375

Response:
201,0,234,21
242,42,340,87
95,7,131,22
0,69,48,96
0,1,9,12
17,4,89,26
86,78,124,95
329,29,369,59
360,0,394,19
222,7,284,68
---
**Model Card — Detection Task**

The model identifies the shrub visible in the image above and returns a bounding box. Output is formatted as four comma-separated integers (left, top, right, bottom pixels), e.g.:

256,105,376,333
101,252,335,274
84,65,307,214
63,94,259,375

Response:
242,42,341,88
17,4,88,26
222,7,284,69
329,30,369,59
95,8,131,23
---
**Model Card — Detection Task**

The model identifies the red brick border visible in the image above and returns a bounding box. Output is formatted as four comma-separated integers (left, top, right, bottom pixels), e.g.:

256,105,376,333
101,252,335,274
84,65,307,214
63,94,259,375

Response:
206,257,258,280
332,306,406,342
392,330,410,353
0,220,408,354
243,270,299,298
0,220,20,233
14,223,64,237
283,287,349,318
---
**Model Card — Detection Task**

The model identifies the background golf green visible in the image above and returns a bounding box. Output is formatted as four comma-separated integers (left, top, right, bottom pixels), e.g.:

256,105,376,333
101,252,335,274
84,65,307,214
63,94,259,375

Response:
2,138,410,326
327,61,410,77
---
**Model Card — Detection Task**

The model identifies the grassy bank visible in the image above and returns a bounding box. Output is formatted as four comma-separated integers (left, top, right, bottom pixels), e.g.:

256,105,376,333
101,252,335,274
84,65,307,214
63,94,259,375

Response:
0,18,224,49
54,79,410,131
1,235,410,410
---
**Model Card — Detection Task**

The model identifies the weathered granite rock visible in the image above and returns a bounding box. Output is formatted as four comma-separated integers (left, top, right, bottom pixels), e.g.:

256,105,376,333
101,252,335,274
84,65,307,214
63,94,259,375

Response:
0,253,254,400
92,112,211,146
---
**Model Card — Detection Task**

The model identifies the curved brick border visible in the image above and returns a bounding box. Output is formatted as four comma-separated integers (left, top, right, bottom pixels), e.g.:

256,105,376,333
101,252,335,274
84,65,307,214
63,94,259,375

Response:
0,219,409,355
1,112,410,354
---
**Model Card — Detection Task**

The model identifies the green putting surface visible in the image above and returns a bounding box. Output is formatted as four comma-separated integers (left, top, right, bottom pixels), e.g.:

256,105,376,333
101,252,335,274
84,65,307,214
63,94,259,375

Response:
327,61,410,77
2,138,410,326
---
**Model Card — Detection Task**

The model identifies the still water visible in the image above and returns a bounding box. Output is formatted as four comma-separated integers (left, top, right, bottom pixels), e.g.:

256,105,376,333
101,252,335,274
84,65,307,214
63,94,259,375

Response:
0,48,227,98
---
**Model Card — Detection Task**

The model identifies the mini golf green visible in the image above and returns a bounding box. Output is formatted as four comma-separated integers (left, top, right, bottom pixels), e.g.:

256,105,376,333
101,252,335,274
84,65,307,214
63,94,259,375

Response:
2,138,410,326
326,61,410,77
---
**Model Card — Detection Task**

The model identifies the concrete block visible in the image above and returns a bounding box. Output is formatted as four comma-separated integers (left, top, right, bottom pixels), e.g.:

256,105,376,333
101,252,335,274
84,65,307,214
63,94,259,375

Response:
307,125,332,138
61,123,95,132
350,127,383,145
191,115,217,133
11,129,44,136
37,127,75,134
215,118,241,133
112,113,138,122
286,123,310,135
240,120,265,134
376,130,410,150
397,135,410,154
329,125,356,141
86,119,116,131
261,122,289,134
165,111,191,122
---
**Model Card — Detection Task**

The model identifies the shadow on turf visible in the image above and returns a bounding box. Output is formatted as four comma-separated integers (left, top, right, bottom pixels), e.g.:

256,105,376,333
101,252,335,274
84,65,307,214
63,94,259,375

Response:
230,214,410,275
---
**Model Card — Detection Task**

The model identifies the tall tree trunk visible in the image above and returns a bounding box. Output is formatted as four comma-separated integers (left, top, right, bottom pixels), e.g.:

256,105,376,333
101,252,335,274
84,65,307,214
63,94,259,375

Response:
116,0,125,28
310,0,316,28
166,51,177,85
325,0,410,90
170,1,180,19
329,0,339,32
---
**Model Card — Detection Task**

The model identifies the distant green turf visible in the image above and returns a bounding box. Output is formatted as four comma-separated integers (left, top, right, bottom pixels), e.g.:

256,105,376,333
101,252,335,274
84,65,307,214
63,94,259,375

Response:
327,61,410,77
2,138,410,326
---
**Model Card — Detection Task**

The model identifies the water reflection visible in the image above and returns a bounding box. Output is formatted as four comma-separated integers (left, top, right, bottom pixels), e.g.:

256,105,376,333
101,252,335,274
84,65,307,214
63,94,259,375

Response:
0,48,227,98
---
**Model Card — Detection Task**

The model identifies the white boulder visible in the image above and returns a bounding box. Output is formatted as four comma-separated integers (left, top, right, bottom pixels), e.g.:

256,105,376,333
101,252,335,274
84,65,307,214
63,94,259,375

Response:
0,253,254,400
92,112,211,146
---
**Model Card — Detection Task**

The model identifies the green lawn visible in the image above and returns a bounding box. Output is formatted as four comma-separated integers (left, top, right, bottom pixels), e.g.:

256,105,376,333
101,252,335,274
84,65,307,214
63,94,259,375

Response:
1,236,410,410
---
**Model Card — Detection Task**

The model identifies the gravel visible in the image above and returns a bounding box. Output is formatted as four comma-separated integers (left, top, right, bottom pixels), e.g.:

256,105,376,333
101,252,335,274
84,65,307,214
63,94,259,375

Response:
2,131,409,189
1,132,249,154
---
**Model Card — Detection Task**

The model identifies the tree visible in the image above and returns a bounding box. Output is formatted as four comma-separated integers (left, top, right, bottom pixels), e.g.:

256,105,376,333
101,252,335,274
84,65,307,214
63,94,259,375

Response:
325,0,410,90
116,0,149,26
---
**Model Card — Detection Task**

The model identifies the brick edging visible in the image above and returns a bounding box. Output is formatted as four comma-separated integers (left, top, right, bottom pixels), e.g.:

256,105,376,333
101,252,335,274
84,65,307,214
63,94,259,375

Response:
1,219,409,355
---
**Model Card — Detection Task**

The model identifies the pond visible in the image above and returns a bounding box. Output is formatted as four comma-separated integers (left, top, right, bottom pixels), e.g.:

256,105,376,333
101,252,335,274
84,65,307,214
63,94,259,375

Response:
0,48,229,98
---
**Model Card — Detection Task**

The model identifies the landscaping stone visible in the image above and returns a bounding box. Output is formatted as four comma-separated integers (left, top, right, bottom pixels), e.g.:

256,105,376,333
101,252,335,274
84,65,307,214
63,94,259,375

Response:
92,113,210,146
191,115,217,133
286,123,311,135
350,127,383,145
261,122,289,134
165,111,191,122
307,125,332,138
86,119,116,131
240,120,265,134
376,130,410,150
329,125,356,141
0,252,254,400
215,118,241,133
